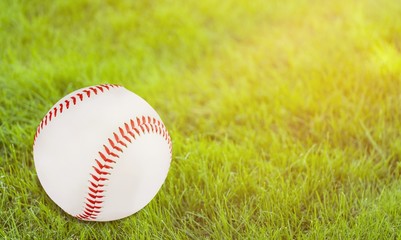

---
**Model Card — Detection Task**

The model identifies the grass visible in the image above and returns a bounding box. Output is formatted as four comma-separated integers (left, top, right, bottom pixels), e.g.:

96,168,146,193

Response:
1,0,401,238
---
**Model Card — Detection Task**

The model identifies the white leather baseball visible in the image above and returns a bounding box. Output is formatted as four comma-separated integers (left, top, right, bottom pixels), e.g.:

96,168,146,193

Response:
33,84,172,222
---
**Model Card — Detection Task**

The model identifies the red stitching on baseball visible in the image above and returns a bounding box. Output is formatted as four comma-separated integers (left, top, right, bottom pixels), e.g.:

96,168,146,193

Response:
75,115,172,221
48,111,53,122
33,84,121,145
59,103,64,114
103,145,119,158
108,138,123,152
89,87,98,94
96,85,105,92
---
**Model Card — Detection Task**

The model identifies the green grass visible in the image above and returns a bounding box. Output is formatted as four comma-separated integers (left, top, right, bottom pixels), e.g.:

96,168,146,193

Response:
1,0,401,238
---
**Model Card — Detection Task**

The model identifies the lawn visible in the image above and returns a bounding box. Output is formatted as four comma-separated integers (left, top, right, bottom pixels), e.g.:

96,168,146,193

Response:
1,0,401,238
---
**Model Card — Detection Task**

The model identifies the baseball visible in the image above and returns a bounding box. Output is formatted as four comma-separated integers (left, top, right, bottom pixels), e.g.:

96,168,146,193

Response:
33,84,172,222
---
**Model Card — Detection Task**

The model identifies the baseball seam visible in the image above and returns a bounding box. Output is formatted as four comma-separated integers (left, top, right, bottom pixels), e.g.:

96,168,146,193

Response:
75,116,172,221
33,84,121,144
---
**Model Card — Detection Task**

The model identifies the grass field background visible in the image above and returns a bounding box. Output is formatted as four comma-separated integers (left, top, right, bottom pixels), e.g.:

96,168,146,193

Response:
1,0,401,238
